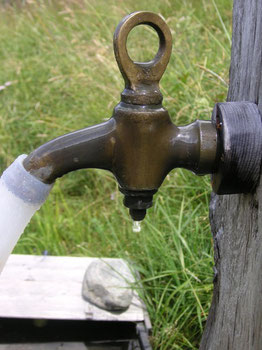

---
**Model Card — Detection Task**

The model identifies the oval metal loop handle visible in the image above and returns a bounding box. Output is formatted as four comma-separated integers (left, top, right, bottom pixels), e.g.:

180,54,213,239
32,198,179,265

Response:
113,11,172,88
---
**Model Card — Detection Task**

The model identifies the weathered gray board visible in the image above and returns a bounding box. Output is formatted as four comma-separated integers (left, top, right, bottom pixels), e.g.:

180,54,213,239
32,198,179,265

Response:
200,0,262,349
0,254,146,322
0,344,109,350
0,344,123,350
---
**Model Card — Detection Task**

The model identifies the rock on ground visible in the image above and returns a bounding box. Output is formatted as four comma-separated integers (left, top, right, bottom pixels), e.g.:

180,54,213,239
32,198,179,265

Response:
82,259,135,311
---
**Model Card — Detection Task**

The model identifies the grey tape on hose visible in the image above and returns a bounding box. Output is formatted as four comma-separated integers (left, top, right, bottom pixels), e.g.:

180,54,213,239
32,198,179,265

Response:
1,155,53,205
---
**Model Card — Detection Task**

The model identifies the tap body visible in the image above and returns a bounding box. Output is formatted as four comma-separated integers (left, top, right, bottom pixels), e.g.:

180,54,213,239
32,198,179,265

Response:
24,101,218,220
23,11,219,220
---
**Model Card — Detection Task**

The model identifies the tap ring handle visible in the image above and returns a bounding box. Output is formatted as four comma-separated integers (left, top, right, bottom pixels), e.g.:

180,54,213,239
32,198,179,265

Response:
113,11,172,88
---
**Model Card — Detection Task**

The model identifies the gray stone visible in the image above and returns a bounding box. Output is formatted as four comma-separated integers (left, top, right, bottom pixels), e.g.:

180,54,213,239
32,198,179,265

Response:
82,259,135,311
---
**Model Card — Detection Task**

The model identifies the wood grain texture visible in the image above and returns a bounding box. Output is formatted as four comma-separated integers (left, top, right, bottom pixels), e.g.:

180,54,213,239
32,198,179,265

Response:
0,254,146,323
200,0,262,349
0,343,90,350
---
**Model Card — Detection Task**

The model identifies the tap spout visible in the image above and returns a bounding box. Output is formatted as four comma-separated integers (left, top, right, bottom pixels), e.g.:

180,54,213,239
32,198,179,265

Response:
23,119,116,184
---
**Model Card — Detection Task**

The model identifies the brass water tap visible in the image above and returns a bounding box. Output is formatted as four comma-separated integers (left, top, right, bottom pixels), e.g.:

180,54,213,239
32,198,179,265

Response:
23,12,219,221
25,11,260,222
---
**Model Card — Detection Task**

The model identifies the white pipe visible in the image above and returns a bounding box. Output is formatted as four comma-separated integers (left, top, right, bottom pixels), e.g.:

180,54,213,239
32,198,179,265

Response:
0,155,53,273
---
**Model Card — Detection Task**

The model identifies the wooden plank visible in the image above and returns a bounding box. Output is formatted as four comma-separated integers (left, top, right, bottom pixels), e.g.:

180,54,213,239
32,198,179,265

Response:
0,254,145,322
0,343,122,350
200,0,262,349
0,344,88,350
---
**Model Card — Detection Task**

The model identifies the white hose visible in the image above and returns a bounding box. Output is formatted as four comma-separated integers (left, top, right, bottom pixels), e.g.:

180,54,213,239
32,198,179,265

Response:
0,155,53,273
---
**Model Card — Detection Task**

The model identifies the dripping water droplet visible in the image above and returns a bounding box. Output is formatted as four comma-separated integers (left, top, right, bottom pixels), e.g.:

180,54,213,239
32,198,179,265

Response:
132,220,142,233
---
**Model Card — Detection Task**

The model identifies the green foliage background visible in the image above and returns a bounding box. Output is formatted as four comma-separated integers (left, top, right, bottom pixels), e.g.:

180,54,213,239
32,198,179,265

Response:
0,0,232,348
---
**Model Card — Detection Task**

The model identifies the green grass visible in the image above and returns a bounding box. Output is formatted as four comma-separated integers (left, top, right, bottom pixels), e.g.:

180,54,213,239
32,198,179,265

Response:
0,0,232,348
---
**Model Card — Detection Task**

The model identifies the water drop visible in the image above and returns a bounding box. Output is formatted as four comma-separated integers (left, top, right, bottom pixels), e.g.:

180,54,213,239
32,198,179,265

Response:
132,220,142,233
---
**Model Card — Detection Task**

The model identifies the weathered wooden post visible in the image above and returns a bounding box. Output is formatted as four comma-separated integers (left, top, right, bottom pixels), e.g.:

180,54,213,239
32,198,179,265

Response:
200,1,262,349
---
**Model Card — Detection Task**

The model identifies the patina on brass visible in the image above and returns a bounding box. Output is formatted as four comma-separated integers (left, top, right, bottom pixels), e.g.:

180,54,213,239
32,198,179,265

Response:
23,11,219,221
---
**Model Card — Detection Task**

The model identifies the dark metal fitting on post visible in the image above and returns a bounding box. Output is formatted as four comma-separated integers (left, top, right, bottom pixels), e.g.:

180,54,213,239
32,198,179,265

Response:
211,102,262,194
24,11,261,222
